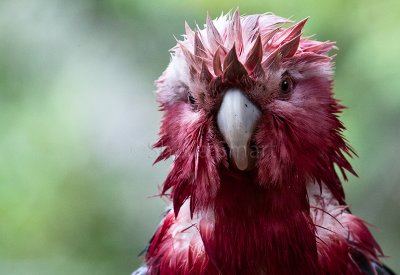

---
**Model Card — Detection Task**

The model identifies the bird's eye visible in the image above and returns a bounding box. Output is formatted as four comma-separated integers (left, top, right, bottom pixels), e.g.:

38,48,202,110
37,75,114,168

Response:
188,93,196,105
280,76,293,96
187,93,198,110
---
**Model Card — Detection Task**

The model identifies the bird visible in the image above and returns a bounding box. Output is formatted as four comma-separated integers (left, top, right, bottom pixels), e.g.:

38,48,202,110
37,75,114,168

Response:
133,10,395,275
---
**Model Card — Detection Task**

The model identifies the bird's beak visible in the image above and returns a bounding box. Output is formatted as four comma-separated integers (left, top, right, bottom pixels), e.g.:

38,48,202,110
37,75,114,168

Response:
217,88,261,171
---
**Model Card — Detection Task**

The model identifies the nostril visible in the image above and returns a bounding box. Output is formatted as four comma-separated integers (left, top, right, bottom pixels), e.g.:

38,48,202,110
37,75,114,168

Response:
249,141,258,160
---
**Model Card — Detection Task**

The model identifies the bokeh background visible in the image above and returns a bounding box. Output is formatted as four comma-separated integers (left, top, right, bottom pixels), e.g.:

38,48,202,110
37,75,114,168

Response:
1,0,399,274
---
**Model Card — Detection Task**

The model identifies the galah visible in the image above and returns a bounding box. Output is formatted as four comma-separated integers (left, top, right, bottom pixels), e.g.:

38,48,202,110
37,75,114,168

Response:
133,11,395,275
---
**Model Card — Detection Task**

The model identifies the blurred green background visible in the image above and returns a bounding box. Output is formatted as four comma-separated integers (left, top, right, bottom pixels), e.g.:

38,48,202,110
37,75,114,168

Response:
0,0,399,274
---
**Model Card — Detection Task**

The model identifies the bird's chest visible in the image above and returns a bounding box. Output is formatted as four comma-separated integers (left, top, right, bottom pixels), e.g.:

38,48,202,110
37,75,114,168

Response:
202,206,319,274
188,176,315,274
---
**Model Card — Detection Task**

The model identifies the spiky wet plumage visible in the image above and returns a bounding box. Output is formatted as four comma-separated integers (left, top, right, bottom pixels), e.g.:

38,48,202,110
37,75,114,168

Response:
135,11,393,275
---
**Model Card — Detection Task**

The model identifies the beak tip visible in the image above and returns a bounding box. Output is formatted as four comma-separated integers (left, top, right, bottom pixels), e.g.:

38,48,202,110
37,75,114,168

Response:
236,161,248,171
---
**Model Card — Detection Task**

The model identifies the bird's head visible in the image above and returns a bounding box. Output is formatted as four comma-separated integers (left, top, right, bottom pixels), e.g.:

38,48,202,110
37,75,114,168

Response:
154,11,355,216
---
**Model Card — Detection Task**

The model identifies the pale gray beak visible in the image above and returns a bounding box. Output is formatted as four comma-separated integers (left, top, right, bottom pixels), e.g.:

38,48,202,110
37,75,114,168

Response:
217,88,261,171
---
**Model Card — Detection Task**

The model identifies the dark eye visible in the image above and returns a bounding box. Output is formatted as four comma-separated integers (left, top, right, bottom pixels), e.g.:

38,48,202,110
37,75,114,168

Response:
187,93,198,111
188,93,196,105
280,76,293,95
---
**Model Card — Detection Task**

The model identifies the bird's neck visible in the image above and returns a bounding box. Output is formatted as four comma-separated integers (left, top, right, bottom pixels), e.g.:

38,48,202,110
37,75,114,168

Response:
204,169,319,274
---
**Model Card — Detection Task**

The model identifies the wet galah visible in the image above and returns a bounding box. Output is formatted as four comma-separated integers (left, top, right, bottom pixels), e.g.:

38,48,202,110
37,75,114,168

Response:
134,11,395,275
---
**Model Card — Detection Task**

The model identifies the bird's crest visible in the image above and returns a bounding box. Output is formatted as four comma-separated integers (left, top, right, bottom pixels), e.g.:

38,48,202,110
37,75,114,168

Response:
176,9,335,84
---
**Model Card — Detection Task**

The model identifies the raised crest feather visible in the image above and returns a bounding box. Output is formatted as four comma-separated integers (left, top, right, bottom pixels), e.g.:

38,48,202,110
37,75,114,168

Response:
273,17,308,45
200,61,213,83
212,47,223,76
280,33,302,58
245,34,263,73
184,21,194,41
194,31,207,58
230,9,243,54
222,44,248,81
206,14,223,53
179,42,197,68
